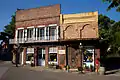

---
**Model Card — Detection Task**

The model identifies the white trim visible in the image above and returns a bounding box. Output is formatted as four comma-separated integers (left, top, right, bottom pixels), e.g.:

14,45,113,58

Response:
27,26,34,28
15,30,18,41
26,61,31,64
22,29,24,40
49,52,58,53
44,27,46,40
36,28,38,40
21,51,24,65
48,61,58,65
24,29,27,41
48,24,57,26
17,27,24,30
37,25,45,27
56,26,59,39
33,28,35,40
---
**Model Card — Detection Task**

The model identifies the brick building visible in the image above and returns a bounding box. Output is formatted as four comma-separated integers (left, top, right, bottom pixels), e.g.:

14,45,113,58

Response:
10,4,100,71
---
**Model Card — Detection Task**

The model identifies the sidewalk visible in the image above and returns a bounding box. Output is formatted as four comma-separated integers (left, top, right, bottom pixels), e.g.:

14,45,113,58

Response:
24,66,66,72
24,66,120,76
24,66,97,75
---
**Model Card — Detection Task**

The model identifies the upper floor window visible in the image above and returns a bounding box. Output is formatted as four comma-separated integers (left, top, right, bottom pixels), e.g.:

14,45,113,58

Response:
17,29,23,38
27,28,33,38
38,27,44,40
49,26,57,40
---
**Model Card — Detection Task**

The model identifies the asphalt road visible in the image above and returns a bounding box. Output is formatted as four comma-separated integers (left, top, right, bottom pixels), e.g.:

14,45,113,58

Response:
0,62,120,80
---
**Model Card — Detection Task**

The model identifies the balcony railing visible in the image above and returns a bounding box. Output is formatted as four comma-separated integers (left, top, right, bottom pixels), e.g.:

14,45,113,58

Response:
9,36,58,44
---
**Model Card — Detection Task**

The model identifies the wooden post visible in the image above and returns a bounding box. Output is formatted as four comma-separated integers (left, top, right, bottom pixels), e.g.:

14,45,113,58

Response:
34,47,38,66
45,47,49,67
23,47,27,65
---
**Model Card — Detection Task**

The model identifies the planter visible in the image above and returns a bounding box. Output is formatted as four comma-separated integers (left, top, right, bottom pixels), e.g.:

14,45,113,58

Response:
99,67,105,75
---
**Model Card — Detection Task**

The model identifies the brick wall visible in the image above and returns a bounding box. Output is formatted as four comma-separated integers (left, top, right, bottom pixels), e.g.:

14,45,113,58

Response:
60,22,98,40
60,11,99,40
15,4,60,28
58,46,66,68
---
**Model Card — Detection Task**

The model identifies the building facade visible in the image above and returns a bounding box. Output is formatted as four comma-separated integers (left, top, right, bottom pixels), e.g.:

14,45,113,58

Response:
10,4,100,71
60,12,100,69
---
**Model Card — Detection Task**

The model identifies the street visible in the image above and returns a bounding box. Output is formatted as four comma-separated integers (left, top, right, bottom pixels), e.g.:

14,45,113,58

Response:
0,62,120,80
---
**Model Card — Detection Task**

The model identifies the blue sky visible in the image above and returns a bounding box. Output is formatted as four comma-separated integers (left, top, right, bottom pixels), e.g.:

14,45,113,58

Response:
0,0,120,32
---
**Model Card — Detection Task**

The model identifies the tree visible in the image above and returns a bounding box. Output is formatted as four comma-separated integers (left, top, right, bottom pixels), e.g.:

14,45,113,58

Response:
103,0,120,12
4,15,15,38
99,14,115,43
99,14,120,56
110,21,120,54
99,14,115,56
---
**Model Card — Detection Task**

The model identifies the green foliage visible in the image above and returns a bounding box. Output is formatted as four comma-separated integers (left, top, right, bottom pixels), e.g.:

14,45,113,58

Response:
99,14,120,56
103,0,120,12
4,15,15,38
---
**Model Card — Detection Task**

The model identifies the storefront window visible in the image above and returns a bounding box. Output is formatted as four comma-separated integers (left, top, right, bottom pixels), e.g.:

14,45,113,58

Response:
49,53,57,61
83,47,94,70
49,47,57,62
26,48,34,61
83,50,93,62
26,53,34,61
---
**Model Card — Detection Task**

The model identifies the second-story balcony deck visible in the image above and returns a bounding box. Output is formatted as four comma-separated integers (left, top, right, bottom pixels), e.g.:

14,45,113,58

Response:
9,36,59,44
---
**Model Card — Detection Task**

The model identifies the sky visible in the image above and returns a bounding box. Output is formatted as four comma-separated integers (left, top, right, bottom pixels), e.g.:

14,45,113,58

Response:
0,0,120,32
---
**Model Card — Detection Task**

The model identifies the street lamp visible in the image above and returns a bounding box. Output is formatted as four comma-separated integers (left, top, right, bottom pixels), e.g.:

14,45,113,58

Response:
79,42,83,69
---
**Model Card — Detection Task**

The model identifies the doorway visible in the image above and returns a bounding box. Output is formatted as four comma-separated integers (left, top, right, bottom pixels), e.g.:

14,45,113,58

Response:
37,48,45,66
83,47,94,70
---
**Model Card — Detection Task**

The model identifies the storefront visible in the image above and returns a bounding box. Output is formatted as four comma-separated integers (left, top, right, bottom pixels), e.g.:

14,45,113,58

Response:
37,48,45,66
26,48,34,64
83,46,95,71
48,47,58,65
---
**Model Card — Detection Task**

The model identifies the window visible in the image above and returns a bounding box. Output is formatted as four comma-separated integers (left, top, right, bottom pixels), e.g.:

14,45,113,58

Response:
26,53,34,61
83,49,94,62
37,27,44,40
27,28,33,38
49,26,57,40
40,28,44,40
26,48,34,61
49,47,58,62
49,53,57,61
17,30,23,38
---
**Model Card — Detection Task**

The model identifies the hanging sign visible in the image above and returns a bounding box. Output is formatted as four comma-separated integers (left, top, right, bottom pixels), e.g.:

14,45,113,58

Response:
58,50,65,54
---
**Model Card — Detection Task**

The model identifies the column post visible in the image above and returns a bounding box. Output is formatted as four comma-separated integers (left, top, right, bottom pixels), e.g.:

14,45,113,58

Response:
36,28,38,40
22,29,24,43
48,27,49,40
23,47,27,65
45,47,49,67
24,29,27,41
34,47,38,66
44,27,46,40
33,28,35,41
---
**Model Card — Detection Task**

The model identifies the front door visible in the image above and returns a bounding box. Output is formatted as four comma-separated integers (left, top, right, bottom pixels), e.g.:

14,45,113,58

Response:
83,47,94,69
38,48,45,66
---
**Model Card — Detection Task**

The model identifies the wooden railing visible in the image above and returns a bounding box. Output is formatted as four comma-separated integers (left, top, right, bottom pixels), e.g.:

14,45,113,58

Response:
9,36,58,44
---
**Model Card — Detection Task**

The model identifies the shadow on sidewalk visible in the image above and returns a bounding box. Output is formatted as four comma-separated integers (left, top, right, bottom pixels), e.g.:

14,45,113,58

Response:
104,69,120,76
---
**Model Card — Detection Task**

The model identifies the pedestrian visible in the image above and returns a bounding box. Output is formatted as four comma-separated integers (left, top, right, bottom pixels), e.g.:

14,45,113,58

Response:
95,58,100,74
15,48,19,67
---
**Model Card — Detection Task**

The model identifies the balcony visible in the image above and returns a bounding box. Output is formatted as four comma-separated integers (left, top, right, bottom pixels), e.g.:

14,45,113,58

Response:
9,36,58,44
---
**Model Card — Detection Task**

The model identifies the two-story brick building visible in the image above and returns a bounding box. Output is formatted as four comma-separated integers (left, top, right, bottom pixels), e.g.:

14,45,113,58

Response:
10,4,100,71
